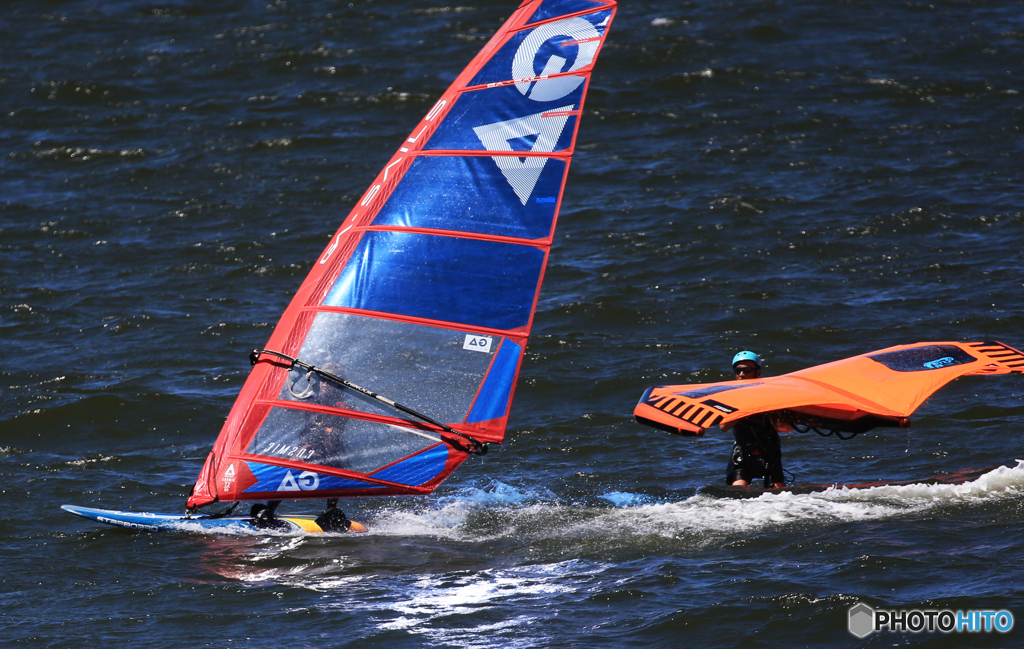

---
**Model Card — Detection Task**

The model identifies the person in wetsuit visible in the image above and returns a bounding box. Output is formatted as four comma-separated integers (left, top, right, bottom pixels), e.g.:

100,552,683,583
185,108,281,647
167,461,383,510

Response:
295,361,350,464
724,351,786,489
251,361,353,530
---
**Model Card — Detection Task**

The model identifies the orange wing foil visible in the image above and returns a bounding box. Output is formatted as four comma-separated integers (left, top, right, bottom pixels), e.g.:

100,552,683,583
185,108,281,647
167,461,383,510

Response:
634,341,1024,436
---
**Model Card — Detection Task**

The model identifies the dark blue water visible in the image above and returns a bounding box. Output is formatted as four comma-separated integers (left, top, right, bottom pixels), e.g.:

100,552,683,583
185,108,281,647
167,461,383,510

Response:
3,1,1024,646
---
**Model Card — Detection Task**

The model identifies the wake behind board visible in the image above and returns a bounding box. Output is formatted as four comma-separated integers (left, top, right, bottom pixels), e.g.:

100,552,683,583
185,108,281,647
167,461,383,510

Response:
62,505,367,535
699,465,1005,499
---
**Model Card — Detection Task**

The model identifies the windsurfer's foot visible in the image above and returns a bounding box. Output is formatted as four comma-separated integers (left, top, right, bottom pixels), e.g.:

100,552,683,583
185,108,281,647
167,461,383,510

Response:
315,498,351,532
250,502,288,530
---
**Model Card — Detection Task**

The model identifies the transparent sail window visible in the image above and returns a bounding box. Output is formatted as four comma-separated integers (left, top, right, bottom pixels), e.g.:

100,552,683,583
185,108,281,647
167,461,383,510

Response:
279,312,500,424
868,345,976,372
246,405,441,475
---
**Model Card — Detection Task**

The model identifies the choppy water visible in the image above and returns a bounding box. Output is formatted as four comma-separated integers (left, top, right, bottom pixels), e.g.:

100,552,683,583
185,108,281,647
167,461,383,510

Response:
3,1,1024,647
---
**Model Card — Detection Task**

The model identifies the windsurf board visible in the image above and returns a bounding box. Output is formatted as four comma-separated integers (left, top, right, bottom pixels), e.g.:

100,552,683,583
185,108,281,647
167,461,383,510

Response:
699,465,1005,499
62,504,367,535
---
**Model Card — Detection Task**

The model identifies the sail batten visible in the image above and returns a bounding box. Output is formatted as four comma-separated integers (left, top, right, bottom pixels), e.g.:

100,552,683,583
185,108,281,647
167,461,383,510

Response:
294,306,533,341
186,0,617,509
356,227,555,247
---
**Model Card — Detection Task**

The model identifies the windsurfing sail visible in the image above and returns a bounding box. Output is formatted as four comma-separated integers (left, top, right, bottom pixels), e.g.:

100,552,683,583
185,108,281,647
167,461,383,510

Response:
186,0,617,509
634,341,1024,437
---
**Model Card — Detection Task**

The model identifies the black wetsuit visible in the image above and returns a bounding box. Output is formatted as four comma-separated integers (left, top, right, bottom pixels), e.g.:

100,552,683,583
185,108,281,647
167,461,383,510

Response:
725,414,785,488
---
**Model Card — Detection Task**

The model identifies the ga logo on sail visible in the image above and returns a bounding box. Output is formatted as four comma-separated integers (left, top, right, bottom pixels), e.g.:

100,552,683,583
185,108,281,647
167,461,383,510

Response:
277,470,320,492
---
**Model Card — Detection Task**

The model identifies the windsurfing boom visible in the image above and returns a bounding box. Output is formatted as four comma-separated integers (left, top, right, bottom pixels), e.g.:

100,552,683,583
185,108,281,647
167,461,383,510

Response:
634,341,1024,437
184,0,619,511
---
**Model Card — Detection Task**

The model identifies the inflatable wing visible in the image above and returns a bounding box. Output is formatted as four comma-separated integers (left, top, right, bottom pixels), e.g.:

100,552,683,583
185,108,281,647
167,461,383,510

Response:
634,341,1024,437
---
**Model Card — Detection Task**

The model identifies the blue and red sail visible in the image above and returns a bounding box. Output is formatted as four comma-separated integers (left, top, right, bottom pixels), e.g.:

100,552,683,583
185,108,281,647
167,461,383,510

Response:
187,0,617,508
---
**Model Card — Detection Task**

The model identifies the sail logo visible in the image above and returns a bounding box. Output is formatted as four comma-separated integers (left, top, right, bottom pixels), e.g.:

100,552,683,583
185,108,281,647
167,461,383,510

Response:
221,463,236,491
277,470,320,492
702,399,738,414
923,357,955,369
319,225,352,265
474,15,603,205
464,334,493,353
512,17,601,102
473,105,574,205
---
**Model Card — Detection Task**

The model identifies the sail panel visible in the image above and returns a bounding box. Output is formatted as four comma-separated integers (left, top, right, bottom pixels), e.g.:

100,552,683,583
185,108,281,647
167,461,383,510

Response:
246,405,441,475
275,312,509,423
371,155,565,239
323,231,546,330
244,461,387,494
369,444,450,486
467,338,523,424
423,84,584,154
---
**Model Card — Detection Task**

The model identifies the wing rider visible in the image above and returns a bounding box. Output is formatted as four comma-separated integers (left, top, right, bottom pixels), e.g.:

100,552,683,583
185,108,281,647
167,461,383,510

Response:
723,351,786,489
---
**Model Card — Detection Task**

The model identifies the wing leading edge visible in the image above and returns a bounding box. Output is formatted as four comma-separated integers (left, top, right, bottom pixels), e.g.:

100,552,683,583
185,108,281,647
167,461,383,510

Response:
634,341,1024,436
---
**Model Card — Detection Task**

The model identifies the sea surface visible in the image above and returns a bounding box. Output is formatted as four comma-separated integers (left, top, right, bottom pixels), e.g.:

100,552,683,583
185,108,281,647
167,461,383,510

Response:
3,1,1024,647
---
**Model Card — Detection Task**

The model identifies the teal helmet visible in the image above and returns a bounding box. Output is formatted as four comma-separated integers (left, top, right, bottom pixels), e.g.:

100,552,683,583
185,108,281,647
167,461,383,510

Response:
732,351,761,369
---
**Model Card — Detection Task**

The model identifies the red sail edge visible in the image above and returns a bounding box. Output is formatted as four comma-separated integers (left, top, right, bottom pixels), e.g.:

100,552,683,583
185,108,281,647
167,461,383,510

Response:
187,0,618,509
